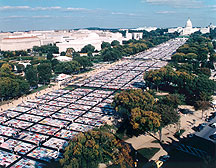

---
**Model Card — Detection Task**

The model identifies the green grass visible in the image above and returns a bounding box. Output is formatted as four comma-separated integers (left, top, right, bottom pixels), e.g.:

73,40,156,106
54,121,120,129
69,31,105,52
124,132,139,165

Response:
151,139,160,143
64,86,76,90
138,148,160,160
30,85,49,94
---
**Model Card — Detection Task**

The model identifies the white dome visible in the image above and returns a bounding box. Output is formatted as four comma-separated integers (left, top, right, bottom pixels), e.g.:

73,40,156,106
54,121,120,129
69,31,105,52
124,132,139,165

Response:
186,18,192,28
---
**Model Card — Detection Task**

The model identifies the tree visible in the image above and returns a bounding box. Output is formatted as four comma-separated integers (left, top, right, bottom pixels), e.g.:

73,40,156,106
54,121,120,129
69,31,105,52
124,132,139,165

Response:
0,77,19,100
101,48,122,62
51,59,59,70
60,126,133,168
54,61,81,74
33,44,59,54
198,67,211,77
66,48,75,56
171,53,185,62
60,51,66,56
130,108,161,134
73,56,93,69
81,44,95,53
1,63,13,74
111,40,120,46
101,42,111,49
154,95,181,141
25,65,38,88
37,63,52,84
16,64,25,73
47,52,53,60
194,101,211,119
16,79,30,96
113,89,155,120
72,52,81,59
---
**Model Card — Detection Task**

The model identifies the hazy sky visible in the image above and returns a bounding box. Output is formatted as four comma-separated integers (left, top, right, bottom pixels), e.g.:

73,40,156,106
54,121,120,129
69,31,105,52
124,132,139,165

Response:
0,0,215,31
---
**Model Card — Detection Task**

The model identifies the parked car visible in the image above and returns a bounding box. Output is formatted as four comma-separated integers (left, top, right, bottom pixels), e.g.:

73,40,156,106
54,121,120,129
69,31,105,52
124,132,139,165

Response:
206,115,214,122
209,123,216,128
159,155,170,162
209,134,216,140
211,112,216,117
196,123,206,132
187,133,194,138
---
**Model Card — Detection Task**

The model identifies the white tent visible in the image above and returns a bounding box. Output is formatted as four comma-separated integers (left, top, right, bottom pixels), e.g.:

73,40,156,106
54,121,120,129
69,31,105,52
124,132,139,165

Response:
55,56,72,62
56,74,71,81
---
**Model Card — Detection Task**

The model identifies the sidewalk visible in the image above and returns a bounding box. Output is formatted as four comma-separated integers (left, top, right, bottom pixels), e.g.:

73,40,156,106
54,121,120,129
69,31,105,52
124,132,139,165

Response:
125,104,215,162
0,83,64,112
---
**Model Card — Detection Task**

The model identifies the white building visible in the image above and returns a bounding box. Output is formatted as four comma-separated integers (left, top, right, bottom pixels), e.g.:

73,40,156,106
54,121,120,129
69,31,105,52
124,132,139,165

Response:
168,18,211,36
56,29,124,52
181,18,200,35
1,36,41,51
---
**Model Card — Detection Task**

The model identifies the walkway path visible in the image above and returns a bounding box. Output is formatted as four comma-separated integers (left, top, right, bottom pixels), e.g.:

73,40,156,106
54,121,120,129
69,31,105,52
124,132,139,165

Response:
125,103,216,162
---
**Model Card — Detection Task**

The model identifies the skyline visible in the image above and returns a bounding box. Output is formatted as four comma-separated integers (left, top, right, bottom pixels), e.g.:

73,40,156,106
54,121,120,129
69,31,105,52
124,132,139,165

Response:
0,0,216,31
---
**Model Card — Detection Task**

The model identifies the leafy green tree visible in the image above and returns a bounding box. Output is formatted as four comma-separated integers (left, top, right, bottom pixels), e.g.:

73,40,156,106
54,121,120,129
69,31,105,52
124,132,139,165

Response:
81,44,95,53
113,89,155,120
130,107,161,133
194,100,211,119
16,64,25,73
16,79,30,96
51,59,59,70
37,63,52,84
33,44,59,54
73,56,93,69
60,51,66,56
198,67,211,77
0,77,19,100
154,94,181,141
25,65,38,88
101,48,122,62
60,126,133,168
111,40,120,46
1,63,13,74
72,52,81,59
54,61,81,74
101,42,111,49
47,52,53,60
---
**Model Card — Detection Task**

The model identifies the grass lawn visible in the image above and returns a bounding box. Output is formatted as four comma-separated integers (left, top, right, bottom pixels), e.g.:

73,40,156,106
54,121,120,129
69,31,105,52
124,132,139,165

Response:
64,85,76,90
30,85,50,94
151,139,160,143
138,148,160,160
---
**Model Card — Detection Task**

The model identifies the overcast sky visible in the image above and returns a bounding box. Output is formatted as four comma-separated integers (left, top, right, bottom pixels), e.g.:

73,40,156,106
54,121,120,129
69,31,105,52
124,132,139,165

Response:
0,0,215,31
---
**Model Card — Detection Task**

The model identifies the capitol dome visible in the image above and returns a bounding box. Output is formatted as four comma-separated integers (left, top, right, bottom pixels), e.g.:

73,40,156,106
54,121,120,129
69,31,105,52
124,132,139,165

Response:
186,18,192,28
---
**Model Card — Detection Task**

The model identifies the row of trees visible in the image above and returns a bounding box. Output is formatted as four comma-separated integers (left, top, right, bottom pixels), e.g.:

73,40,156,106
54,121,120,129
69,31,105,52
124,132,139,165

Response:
144,66,215,104
145,33,216,118
32,44,59,54
0,63,30,100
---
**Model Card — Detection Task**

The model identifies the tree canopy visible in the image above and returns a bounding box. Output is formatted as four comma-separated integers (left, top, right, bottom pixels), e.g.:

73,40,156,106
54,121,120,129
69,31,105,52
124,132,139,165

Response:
81,44,95,53
60,126,133,168
0,63,30,100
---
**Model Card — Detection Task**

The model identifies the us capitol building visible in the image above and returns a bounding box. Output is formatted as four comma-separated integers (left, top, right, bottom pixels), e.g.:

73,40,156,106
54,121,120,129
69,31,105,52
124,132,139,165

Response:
168,18,215,36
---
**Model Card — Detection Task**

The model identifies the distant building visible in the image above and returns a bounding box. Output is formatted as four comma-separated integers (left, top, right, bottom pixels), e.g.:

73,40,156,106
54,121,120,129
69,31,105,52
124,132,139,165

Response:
1,36,41,51
132,32,143,40
131,27,157,32
56,29,124,52
181,18,200,35
168,18,211,36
